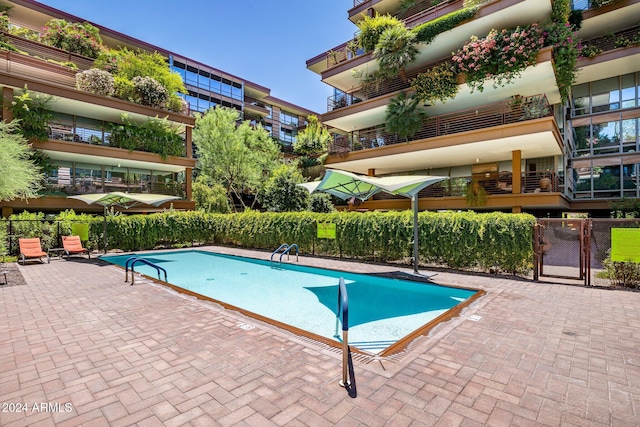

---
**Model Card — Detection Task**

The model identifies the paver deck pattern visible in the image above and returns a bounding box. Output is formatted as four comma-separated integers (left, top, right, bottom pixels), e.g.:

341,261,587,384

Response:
1,245,639,426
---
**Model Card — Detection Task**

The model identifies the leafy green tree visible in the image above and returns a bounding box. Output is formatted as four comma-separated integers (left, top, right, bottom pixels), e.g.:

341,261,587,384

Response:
385,91,426,142
0,121,43,201
293,115,331,157
192,177,231,213
193,107,282,211
258,164,309,212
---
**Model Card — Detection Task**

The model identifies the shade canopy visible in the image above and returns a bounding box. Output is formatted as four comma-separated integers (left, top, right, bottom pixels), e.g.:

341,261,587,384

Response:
68,192,180,209
300,170,448,274
68,192,180,253
303,169,448,200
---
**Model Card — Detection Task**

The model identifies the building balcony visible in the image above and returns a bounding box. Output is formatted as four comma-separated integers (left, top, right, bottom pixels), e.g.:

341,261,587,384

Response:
313,0,551,93
322,47,558,133
341,170,569,212
0,30,95,70
330,95,553,155
325,95,562,176
0,51,194,126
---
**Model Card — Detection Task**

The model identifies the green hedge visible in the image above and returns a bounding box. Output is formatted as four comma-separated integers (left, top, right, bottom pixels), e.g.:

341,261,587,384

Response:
3,209,535,274
101,210,535,274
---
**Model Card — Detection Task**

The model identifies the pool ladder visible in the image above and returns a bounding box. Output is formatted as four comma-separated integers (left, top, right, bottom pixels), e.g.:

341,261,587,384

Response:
270,243,299,267
125,256,167,286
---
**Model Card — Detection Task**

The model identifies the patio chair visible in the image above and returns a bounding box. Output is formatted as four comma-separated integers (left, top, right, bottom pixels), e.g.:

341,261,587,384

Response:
18,238,50,265
62,235,90,259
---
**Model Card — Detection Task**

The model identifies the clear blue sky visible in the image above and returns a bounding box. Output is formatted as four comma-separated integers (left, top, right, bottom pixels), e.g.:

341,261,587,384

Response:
35,0,357,114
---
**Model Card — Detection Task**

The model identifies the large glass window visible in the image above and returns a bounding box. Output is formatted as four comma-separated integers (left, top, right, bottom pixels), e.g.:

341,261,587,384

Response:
572,73,639,116
280,110,299,126
591,119,620,155
592,77,619,113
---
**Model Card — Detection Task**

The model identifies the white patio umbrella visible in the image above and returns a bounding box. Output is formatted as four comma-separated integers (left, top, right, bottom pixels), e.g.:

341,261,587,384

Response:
68,192,180,253
301,170,448,273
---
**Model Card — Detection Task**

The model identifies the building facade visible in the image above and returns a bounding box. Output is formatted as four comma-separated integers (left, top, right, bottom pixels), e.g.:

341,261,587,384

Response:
0,0,314,216
306,0,640,217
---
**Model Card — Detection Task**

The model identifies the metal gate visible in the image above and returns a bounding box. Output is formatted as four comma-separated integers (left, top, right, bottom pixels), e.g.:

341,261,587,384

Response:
535,219,590,285
535,218,640,286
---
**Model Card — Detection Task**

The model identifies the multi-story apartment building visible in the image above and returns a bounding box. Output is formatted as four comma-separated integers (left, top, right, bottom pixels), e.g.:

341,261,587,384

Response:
306,0,640,217
0,0,314,216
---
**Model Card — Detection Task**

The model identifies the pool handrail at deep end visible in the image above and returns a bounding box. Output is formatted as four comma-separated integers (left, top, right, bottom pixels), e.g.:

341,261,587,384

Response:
125,256,168,285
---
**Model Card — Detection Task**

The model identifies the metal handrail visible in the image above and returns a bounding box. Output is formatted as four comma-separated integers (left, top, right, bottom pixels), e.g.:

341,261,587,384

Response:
336,277,350,388
279,244,299,264
125,256,167,285
270,243,289,265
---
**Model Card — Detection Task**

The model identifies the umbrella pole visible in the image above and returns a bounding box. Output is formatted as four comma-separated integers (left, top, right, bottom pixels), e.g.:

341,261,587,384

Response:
413,194,419,273
103,206,107,254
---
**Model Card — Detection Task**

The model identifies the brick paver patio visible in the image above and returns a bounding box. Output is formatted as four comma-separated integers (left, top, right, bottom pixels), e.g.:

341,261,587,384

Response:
1,246,639,426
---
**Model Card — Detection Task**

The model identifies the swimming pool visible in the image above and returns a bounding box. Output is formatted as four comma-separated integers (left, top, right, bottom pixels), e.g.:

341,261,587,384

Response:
103,250,482,355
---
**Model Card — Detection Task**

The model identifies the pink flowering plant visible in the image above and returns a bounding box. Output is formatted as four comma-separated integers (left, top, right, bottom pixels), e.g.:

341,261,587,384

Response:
40,19,104,59
452,24,545,92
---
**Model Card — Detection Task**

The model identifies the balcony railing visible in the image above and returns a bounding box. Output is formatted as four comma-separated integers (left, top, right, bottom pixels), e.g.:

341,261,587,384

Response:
43,178,185,198
329,94,552,154
371,171,562,202
328,93,363,111
0,31,95,70
580,24,640,55
47,121,187,158
571,0,620,10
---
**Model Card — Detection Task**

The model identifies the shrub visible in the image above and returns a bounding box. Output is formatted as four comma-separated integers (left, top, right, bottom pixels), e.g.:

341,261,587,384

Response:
75,68,115,96
412,6,478,45
9,86,53,142
602,251,640,288
385,92,426,141
356,14,404,53
107,114,184,159
411,62,459,104
309,193,335,213
132,76,168,108
452,24,545,93
166,95,189,114
40,19,104,58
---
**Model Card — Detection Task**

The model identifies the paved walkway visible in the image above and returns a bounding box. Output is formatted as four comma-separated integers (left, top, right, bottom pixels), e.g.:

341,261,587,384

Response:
1,246,639,426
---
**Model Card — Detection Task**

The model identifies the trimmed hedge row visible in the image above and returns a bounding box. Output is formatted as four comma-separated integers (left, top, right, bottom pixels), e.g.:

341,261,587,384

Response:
97,210,535,274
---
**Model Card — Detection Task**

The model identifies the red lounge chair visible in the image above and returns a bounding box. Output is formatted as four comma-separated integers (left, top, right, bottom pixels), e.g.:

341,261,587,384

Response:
62,236,90,259
18,238,50,265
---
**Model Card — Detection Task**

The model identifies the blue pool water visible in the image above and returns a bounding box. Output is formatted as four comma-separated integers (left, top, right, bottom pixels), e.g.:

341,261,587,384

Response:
102,250,477,354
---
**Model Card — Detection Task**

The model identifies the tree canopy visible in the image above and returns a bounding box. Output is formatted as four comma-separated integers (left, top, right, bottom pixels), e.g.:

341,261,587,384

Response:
193,106,282,211
0,121,43,201
293,115,331,157
258,164,309,212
